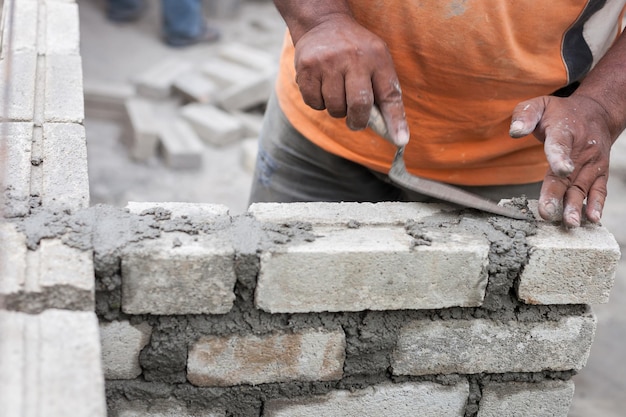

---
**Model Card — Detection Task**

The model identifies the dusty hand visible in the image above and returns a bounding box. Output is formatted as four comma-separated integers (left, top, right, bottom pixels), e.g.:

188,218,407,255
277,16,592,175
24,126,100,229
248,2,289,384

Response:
292,14,409,146
510,94,616,228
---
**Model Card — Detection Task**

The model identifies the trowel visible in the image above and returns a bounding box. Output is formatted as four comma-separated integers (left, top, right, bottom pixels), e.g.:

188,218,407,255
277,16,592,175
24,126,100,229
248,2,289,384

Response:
367,106,527,220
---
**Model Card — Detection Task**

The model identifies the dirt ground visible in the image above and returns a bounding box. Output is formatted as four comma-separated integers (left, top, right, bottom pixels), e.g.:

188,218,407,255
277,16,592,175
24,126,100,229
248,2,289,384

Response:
79,1,626,415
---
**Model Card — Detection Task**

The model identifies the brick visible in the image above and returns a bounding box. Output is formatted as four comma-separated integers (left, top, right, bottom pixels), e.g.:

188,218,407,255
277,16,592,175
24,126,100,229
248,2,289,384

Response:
124,98,161,161
126,201,230,222
44,54,84,123
518,222,621,305
200,58,258,88
113,399,225,417
0,52,37,121
0,122,33,217
45,2,80,55
158,118,204,170
392,316,596,376
134,58,193,99
0,310,107,417
173,71,218,104
263,381,469,417
255,226,490,313
100,320,152,379
240,137,258,174
249,201,451,226
187,329,345,387
0,222,28,295
477,380,574,417
216,73,273,112
42,123,89,210
121,232,237,315
218,42,278,72
0,0,38,57
231,110,264,136
180,104,244,146
83,79,135,121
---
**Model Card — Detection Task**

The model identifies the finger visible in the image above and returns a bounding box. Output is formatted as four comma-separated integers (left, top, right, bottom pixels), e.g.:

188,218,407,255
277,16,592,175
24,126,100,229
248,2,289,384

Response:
321,73,348,118
562,183,586,228
585,175,608,223
538,173,567,222
373,75,409,146
344,72,374,131
509,98,546,138
543,128,575,177
295,70,325,110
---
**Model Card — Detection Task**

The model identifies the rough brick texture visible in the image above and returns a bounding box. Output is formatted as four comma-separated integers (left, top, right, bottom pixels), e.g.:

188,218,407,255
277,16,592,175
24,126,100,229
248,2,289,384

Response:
187,329,346,387
100,320,152,379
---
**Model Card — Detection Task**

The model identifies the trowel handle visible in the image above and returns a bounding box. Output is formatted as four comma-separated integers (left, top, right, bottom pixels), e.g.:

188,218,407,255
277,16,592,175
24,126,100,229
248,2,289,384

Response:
367,105,394,144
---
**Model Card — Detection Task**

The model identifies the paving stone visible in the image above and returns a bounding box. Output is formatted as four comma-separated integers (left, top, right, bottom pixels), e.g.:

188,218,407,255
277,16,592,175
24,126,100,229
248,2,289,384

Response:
134,58,193,100
44,54,84,123
158,118,204,170
180,103,244,146
100,320,152,379
124,97,161,161
173,71,218,104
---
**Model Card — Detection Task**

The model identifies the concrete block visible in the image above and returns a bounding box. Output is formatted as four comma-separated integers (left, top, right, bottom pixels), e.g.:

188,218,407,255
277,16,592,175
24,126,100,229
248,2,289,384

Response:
0,122,33,217
173,71,218,104
100,320,152,380
0,0,38,57
0,52,37,121
255,226,490,313
263,382,469,417
218,42,277,72
84,79,135,121
187,329,345,387
477,380,575,417
134,58,193,100
158,118,204,170
392,316,596,376
240,137,258,174
121,231,237,315
0,222,28,295
124,97,161,161
113,399,225,417
248,201,451,226
126,201,230,223
45,2,80,55
0,310,107,417
200,58,258,88
216,73,273,111
180,104,244,146
518,222,621,305
42,123,90,210
44,54,84,123
231,110,264,136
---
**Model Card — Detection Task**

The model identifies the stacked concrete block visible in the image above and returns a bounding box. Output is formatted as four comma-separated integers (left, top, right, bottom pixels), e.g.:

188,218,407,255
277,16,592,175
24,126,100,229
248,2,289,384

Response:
180,103,244,146
134,58,194,100
173,71,218,104
158,117,204,170
83,79,135,120
123,98,161,161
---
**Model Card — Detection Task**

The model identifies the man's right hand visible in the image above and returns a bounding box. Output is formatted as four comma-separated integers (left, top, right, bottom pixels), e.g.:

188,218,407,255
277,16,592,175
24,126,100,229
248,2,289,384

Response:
274,2,409,146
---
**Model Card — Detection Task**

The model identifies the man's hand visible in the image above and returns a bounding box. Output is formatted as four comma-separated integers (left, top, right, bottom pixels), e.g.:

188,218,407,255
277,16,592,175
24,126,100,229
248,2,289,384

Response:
274,1,409,146
510,95,614,228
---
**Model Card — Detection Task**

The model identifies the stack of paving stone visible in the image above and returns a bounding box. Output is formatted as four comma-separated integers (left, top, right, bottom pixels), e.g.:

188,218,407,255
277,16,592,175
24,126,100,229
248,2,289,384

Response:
84,42,275,171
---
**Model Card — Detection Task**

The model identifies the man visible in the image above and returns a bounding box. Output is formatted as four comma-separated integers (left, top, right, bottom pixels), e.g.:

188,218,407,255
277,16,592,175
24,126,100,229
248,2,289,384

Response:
106,0,220,47
249,0,626,228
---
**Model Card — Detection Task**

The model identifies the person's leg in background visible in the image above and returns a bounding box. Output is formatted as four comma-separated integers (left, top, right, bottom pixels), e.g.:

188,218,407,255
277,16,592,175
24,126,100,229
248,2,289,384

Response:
106,0,146,22
160,0,220,47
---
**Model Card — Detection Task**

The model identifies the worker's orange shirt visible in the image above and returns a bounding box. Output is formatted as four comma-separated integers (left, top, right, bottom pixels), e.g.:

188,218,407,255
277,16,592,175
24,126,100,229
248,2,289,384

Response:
276,0,626,186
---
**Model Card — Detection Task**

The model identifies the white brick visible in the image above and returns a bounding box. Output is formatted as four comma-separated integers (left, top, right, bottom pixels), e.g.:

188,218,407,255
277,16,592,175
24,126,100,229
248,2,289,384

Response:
518,223,621,305
126,202,230,222
0,222,28,294
0,310,107,417
100,320,152,379
45,2,80,55
114,399,225,417
256,226,489,313
188,329,345,387
0,122,33,217
0,52,37,121
263,382,469,417
0,0,38,57
392,316,596,376
124,98,161,161
240,137,258,174
44,54,84,123
173,71,218,104
232,110,264,136
200,58,258,88
42,123,89,210
477,380,574,417
218,42,277,72
158,118,204,170
134,58,193,99
180,104,244,146
249,201,451,225
84,79,135,120
121,232,237,315
216,73,273,111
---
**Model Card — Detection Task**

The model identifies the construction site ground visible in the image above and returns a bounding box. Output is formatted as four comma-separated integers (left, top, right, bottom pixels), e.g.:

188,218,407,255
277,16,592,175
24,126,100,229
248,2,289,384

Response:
79,1,626,415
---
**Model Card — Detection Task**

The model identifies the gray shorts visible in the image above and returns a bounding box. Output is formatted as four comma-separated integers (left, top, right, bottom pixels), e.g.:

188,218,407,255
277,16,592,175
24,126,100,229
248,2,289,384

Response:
248,92,541,205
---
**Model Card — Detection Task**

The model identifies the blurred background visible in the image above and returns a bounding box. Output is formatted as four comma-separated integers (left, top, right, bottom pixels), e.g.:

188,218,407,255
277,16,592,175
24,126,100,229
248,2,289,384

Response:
79,1,626,415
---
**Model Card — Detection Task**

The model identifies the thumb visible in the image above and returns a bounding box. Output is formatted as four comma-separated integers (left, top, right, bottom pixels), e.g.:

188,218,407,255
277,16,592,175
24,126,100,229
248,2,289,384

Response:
509,97,546,139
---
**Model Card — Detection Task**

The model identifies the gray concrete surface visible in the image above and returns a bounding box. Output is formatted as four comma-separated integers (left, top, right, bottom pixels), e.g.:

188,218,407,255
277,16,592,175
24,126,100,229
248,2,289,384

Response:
79,0,626,415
